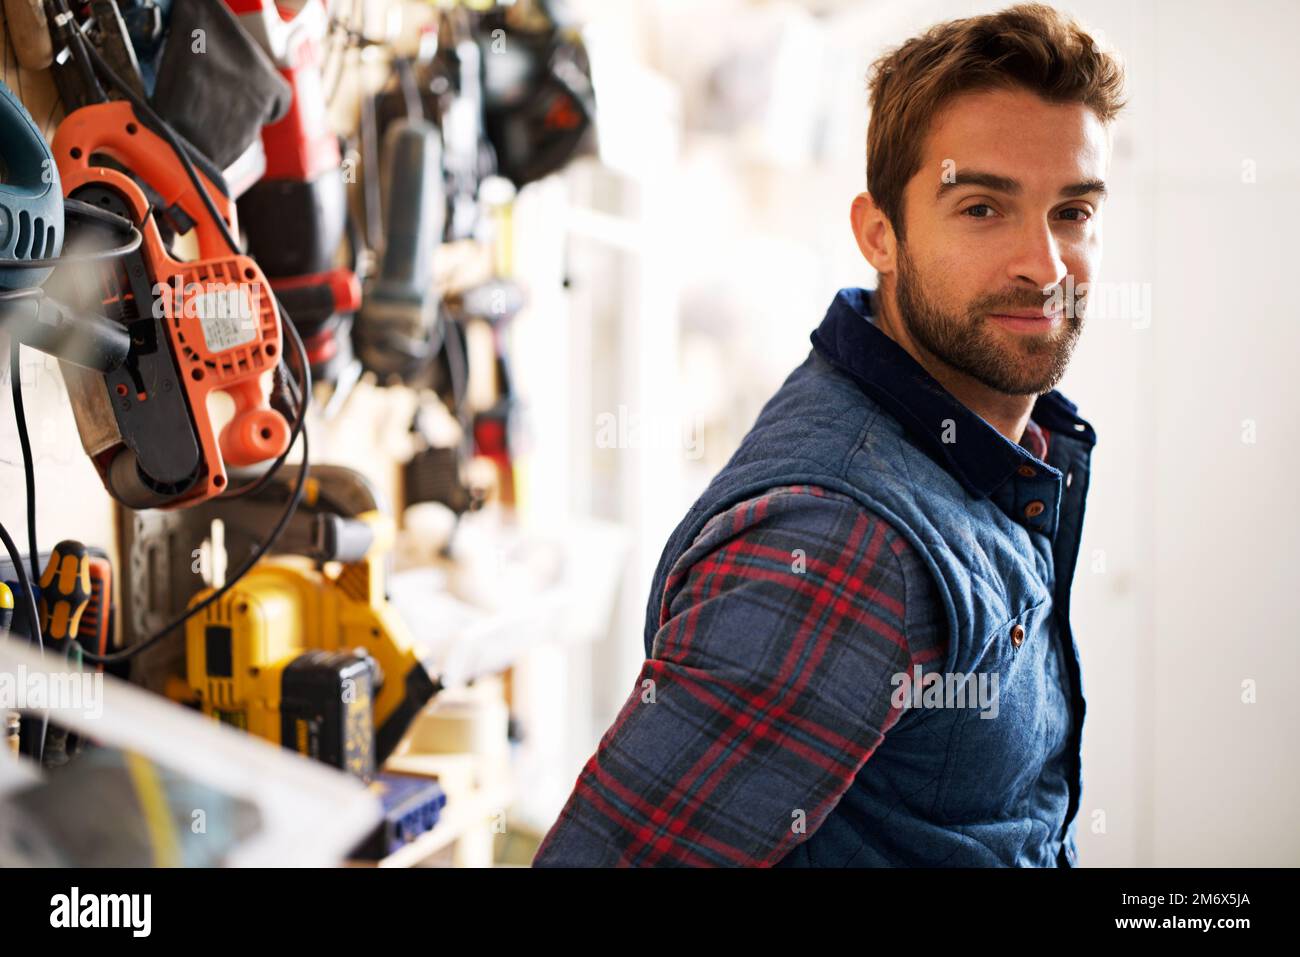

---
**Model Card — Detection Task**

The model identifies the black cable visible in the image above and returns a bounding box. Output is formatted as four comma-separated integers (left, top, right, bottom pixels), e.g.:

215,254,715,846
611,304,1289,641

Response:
10,343,38,585
8,340,49,763
397,56,424,123
0,521,42,661
0,201,138,286
0,227,142,269
0,414,47,765
360,90,383,254
63,197,137,233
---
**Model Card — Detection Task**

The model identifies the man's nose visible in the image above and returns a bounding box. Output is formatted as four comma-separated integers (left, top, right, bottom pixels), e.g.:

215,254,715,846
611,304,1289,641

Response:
1005,218,1068,292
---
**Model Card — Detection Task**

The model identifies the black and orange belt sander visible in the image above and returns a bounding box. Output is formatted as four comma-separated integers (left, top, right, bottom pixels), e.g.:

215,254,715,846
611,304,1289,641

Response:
48,99,291,509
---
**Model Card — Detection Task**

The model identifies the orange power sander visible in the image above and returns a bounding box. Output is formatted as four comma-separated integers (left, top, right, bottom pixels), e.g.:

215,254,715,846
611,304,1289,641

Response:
49,98,292,509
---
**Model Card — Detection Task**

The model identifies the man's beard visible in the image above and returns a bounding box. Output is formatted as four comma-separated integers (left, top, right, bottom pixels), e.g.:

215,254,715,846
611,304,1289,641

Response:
892,243,1084,396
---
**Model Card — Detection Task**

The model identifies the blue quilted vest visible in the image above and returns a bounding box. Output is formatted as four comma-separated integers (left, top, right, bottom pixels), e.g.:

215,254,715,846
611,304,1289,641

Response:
643,288,1094,867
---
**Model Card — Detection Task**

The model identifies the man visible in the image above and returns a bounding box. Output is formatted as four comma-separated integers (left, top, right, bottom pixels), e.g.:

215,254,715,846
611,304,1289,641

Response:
535,3,1125,867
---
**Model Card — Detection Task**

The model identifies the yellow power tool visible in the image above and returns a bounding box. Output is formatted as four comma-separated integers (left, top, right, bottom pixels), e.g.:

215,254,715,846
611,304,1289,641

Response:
182,510,440,774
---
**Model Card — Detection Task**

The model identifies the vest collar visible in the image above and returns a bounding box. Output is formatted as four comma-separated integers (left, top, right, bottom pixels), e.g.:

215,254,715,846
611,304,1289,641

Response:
810,287,1096,533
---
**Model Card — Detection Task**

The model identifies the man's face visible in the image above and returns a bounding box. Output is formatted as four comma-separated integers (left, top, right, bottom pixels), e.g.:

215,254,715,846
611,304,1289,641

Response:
889,86,1109,395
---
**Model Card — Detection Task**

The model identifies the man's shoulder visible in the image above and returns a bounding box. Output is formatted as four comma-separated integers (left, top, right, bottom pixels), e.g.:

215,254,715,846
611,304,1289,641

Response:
684,483,924,580
702,350,908,500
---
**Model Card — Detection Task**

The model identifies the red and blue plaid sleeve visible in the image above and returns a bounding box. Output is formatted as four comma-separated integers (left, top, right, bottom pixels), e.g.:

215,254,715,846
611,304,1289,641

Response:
533,484,948,867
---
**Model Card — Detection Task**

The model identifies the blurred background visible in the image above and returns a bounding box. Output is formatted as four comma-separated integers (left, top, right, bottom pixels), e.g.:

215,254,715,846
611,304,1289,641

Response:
2,0,1297,866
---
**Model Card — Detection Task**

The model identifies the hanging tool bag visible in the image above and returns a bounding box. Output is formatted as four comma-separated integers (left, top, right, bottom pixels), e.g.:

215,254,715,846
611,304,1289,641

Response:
150,0,292,168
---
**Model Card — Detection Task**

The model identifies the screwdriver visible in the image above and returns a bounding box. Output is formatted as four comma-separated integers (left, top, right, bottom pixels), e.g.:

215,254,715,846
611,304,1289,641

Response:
37,540,92,650
0,580,12,634
37,541,92,768
1,583,16,755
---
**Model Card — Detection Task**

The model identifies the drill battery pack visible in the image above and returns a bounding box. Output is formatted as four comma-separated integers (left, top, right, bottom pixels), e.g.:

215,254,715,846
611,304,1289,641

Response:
278,650,377,780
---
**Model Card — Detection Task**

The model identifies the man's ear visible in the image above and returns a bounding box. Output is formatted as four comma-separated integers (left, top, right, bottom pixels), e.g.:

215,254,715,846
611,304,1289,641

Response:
851,192,898,276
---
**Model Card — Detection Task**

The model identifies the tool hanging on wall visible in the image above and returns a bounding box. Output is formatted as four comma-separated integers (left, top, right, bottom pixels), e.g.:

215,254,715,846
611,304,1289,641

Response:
0,78,138,371
0,78,65,291
3,18,329,773
50,100,292,508
224,0,361,385
39,1,293,510
354,73,447,384
174,465,441,769
478,0,597,189
353,9,503,389
148,0,293,197
1,35,314,709
0,541,116,764
33,540,91,767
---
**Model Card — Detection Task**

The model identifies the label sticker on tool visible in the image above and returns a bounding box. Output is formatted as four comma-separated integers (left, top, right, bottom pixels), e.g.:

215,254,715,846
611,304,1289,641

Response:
194,287,257,353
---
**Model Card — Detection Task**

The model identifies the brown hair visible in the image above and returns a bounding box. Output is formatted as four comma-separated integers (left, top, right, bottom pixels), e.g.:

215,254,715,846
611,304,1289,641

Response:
866,3,1126,240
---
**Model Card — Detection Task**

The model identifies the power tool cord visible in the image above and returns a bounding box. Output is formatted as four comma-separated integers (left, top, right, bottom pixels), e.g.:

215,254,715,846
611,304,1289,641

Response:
0,519,46,761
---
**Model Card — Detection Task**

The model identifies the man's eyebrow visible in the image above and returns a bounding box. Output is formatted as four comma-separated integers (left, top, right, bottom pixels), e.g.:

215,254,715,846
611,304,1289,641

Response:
934,171,1108,201
936,171,1020,200
1060,178,1107,199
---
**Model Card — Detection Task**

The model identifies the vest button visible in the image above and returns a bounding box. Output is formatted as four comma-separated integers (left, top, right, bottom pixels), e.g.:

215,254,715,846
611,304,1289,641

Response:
1017,464,1037,478
1024,500,1045,518
1010,624,1025,647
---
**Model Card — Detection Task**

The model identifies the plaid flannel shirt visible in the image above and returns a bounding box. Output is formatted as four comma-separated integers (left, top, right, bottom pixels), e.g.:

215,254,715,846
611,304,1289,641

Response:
534,421,1051,867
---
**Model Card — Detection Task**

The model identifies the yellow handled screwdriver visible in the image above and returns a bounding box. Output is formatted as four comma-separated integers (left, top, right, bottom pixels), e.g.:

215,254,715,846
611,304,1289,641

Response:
0,581,13,634
1,583,14,753
37,541,92,768
37,540,92,650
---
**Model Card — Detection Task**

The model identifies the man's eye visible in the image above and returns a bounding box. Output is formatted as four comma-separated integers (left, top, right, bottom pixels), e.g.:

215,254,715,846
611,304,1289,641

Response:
963,204,995,219
1059,207,1092,223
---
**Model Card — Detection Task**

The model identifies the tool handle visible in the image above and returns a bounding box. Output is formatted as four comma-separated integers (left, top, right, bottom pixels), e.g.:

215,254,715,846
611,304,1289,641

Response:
314,515,377,564
37,540,92,644
0,294,131,371
0,581,13,634
52,101,236,257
